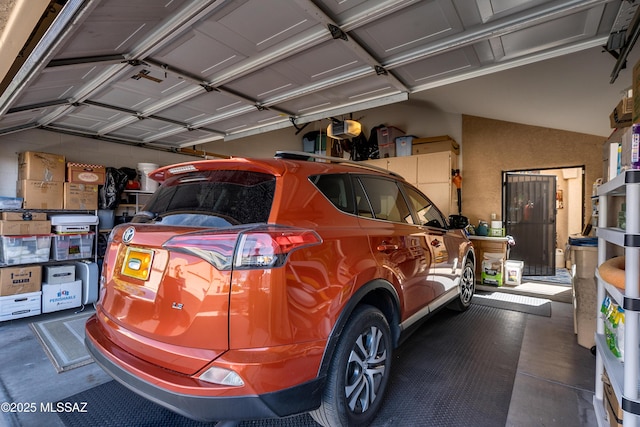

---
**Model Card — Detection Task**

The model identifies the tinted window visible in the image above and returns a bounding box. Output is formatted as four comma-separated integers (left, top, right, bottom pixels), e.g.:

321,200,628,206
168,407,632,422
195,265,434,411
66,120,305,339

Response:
403,184,445,228
357,176,412,223
354,178,373,218
310,174,355,214
135,170,275,226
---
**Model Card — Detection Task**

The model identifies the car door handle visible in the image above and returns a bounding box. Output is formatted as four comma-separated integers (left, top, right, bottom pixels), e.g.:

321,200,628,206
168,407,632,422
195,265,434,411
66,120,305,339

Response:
377,243,399,253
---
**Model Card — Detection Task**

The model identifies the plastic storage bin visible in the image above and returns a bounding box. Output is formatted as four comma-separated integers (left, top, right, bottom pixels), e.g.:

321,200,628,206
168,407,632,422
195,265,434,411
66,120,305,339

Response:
395,136,415,156
0,235,51,265
0,197,23,209
377,126,404,158
51,233,94,261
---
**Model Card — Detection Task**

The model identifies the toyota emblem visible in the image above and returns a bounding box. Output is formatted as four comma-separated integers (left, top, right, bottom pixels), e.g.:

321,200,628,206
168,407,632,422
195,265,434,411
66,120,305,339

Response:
122,226,135,244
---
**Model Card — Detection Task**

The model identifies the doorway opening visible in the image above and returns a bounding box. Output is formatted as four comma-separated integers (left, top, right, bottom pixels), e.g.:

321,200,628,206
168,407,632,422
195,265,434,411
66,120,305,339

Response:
502,166,585,278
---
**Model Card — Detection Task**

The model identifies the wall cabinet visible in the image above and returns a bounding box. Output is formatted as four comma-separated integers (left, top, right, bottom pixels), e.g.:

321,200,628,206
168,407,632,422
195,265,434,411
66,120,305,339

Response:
594,169,640,427
366,151,459,217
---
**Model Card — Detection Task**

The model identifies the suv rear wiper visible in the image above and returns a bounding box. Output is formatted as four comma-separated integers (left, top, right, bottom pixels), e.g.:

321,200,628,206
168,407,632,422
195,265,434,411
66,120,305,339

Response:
135,211,162,222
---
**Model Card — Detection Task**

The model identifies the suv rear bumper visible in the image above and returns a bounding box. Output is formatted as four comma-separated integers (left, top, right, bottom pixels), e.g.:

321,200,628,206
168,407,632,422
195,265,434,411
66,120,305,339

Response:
85,318,324,422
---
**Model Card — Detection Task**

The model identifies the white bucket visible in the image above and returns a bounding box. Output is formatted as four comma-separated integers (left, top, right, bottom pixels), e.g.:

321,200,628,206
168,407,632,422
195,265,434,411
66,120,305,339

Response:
504,260,524,285
137,163,159,192
555,248,565,269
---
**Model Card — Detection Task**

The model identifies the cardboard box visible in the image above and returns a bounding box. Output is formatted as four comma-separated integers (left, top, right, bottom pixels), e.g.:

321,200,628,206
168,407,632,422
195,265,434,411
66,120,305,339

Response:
17,180,64,210
66,163,106,185
0,220,51,236
0,291,41,321
63,183,98,210
489,227,505,237
0,265,41,296
603,370,623,427
606,141,622,181
1,212,46,221
42,280,82,313
412,135,460,155
610,98,633,129
44,265,75,285
18,151,65,182
633,58,640,123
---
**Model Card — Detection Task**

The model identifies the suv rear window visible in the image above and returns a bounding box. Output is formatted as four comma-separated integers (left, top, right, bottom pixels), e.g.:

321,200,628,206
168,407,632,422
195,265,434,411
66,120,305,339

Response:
134,170,275,227
310,174,355,214
357,176,412,223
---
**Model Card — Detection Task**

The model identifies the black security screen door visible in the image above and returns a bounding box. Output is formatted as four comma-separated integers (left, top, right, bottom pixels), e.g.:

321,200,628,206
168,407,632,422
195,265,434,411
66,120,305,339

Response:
504,173,556,276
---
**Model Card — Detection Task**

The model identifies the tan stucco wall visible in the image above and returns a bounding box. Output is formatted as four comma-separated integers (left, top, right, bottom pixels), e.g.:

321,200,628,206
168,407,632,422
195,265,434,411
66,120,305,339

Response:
461,115,603,242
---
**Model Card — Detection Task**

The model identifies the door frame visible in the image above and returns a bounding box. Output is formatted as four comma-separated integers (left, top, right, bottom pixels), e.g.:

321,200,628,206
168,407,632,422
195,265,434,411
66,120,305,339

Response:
501,165,586,272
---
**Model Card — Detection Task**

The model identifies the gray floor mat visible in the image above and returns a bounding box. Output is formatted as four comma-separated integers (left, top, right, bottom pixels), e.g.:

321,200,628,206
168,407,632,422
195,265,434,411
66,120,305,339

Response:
472,291,552,317
58,305,526,427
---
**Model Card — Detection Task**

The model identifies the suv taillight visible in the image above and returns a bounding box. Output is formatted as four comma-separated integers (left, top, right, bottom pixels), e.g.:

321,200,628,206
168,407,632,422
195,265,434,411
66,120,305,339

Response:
164,226,321,270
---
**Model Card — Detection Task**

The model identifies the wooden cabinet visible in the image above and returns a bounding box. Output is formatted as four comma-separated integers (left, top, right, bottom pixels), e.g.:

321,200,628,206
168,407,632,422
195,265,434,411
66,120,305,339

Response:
468,236,509,280
365,151,459,216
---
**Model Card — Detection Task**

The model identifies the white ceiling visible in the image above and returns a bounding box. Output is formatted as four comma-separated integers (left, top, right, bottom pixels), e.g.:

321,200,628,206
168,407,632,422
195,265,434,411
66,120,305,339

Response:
412,43,640,137
0,0,635,151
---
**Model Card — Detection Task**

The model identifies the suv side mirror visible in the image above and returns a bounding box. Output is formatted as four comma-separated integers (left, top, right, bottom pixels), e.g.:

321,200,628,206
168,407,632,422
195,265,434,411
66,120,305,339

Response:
448,214,469,229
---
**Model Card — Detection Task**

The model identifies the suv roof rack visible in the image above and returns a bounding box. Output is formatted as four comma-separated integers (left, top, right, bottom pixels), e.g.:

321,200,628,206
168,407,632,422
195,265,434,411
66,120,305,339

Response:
274,150,401,177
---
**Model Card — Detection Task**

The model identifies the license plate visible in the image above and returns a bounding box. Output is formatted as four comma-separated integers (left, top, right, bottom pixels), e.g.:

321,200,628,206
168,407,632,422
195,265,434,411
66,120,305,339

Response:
121,247,154,280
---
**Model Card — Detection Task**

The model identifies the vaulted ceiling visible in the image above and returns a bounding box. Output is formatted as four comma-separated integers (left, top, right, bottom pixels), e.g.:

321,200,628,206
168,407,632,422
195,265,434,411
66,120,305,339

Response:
0,0,634,151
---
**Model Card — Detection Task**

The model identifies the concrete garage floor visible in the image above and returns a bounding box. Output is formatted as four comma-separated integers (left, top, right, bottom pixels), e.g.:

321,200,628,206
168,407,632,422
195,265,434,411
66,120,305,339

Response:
0,301,596,427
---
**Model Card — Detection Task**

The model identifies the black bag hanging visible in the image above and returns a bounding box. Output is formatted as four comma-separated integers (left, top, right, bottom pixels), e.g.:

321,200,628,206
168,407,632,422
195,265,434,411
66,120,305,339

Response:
302,131,320,153
365,124,386,160
99,167,130,210
350,132,368,161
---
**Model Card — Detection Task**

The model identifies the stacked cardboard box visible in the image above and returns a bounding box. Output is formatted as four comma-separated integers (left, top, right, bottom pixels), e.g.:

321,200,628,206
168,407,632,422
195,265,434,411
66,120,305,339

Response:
15,152,107,210
42,264,81,313
0,211,50,235
603,369,623,427
412,135,460,155
16,151,65,209
0,265,42,321
64,162,105,210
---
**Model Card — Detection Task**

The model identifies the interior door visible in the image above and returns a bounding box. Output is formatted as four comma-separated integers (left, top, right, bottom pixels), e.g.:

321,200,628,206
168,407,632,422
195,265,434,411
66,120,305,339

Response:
504,173,556,276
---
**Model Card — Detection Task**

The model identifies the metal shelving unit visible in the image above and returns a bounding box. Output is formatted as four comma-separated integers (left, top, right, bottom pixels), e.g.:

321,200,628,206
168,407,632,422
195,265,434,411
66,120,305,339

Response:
594,169,640,427
114,190,153,221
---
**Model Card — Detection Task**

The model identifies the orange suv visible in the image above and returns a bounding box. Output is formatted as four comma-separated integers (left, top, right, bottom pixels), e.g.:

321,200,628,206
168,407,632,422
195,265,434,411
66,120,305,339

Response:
85,151,475,426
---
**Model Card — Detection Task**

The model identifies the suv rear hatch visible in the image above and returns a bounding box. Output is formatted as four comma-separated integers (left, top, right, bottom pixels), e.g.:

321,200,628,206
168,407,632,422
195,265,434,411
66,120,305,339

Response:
98,168,278,375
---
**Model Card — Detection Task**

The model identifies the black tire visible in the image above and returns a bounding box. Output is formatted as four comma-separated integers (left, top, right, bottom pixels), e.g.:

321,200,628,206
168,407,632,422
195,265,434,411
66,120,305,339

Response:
447,257,475,312
310,305,392,427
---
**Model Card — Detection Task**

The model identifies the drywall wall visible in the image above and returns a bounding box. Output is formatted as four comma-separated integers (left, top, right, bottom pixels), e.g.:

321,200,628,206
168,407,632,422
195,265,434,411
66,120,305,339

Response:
0,101,463,199
199,100,462,159
0,106,604,256
0,129,194,198
461,115,603,245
